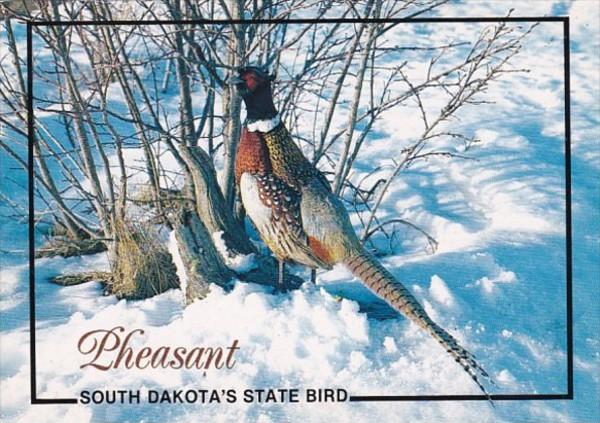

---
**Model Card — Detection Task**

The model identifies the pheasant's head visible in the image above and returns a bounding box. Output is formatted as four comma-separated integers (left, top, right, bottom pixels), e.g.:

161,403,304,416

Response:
230,66,277,121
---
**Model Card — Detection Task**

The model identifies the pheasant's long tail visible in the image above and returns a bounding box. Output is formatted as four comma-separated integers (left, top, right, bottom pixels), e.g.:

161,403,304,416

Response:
345,249,494,399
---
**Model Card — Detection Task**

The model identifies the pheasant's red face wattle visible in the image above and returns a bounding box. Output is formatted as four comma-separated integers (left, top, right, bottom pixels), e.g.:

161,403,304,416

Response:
241,72,260,91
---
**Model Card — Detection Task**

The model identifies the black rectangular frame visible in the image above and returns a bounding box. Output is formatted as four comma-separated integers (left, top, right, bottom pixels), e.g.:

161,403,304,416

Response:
25,15,573,405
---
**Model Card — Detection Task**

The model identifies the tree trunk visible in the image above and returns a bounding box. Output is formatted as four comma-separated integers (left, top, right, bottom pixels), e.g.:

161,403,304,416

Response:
173,209,234,303
178,144,256,255
220,0,245,211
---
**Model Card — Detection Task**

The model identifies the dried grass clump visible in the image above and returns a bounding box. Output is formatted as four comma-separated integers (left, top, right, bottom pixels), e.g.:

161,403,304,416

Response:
111,220,179,299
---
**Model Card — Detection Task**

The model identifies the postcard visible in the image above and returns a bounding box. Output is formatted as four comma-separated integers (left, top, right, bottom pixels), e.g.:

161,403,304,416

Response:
0,1,598,422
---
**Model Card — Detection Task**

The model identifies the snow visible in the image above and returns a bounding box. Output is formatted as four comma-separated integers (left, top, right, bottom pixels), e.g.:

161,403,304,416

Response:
429,275,455,309
382,336,397,354
0,1,599,422
0,264,25,296
0,264,27,312
496,369,517,386
0,279,501,422
168,231,188,302
473,270,517,295
212,231,258,273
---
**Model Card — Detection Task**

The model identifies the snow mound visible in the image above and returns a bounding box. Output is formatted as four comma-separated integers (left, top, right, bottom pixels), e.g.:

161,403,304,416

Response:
0,280,506,423
212,231,258,273
0,264,26,295
429,275,455,308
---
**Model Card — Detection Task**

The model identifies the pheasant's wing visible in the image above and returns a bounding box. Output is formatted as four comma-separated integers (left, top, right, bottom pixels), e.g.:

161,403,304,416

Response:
299,178,361,264
239,172,331,269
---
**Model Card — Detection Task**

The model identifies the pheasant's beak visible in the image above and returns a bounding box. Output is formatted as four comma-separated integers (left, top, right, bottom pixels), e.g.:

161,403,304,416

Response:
227,74,244,86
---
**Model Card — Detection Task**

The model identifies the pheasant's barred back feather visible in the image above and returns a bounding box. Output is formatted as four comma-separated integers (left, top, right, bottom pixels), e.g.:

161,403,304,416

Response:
263,124,322,190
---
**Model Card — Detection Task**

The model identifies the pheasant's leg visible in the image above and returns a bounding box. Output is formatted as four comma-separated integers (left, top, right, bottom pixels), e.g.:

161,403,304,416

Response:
278,260,285,290
310,269,316,284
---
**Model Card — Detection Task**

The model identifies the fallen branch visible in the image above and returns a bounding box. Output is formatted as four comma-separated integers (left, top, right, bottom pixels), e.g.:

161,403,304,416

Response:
35,238,107,258
50,271,112,287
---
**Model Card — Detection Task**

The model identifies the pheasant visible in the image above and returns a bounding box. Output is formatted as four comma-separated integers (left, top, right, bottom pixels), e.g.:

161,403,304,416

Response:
231,66,493,397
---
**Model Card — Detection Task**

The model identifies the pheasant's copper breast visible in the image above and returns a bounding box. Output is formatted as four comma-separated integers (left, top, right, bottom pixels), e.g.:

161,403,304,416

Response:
235,128,271,186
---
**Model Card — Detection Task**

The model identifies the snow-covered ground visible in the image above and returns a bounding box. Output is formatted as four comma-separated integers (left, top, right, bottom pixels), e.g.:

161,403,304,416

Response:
1,1,599,422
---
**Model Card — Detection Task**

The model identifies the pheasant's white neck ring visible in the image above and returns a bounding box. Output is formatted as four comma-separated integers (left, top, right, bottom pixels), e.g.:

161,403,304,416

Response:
246,114,280,133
